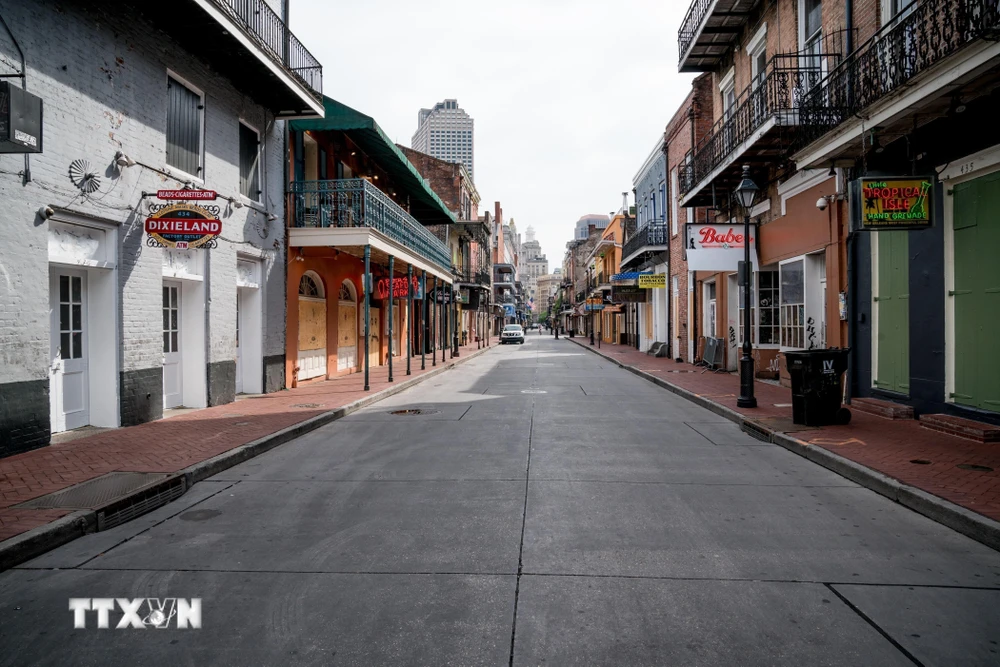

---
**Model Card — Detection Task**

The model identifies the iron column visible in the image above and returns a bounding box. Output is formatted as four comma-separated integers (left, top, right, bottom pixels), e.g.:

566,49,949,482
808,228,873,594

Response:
407,263,413,375
388,255,394,383
363,244,371,391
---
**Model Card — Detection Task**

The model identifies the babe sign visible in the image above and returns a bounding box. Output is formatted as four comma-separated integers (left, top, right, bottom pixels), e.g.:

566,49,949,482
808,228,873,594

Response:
684,223,759,271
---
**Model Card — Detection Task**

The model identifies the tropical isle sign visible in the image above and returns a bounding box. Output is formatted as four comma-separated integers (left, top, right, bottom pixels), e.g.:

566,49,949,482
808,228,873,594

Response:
145,190,221,249
859,178,932,230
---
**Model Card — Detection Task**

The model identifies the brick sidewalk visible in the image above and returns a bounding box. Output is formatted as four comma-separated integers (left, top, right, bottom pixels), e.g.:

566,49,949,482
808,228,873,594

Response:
572,339,1000,523
0,344,486,542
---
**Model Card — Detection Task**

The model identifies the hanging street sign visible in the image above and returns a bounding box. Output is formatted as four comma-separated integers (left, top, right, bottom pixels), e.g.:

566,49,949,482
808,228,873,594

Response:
145,202,221,249
684,223,759,272
857,178,933,230
157,189,218,200
638,273,667,289
612,285,647,303
585,297,605,311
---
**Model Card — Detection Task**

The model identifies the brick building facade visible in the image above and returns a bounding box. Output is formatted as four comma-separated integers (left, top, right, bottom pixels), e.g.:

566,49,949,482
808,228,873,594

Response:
0,0,323,456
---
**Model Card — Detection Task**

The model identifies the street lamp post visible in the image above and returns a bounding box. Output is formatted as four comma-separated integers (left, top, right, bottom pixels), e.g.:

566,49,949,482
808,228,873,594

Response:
735,164,759,409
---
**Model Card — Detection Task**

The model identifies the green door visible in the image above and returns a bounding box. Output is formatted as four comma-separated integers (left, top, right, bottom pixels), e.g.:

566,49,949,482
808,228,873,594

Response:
874,231,910,394
952,172,1000,411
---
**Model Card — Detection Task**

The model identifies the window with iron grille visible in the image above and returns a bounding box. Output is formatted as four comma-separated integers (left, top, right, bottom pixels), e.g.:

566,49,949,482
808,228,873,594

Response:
239,122,261,201
166,76,203,178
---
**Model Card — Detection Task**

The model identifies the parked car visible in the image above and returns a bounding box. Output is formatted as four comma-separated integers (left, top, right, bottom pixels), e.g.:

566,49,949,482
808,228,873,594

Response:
501,324,525,344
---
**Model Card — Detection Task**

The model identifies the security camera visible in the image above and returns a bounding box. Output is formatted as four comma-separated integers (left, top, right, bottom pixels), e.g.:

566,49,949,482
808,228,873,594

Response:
816,196,828,211
38,205,55,220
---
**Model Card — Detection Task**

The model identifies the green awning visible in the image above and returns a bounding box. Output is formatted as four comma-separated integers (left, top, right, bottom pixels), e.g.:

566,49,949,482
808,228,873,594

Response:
290,97,456,225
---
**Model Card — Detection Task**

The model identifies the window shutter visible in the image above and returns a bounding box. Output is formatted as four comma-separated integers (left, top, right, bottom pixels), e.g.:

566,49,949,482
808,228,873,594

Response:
166,77,201,176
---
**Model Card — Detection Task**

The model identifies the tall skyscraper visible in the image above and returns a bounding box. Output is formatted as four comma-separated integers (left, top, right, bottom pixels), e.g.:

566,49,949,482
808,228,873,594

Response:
411,99,475,180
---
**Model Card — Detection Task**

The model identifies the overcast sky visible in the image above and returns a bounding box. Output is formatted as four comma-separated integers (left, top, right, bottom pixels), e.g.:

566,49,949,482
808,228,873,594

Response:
292,0,695,267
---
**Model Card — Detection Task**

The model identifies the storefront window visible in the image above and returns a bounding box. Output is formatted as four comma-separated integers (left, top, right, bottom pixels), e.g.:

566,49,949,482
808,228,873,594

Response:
739,270,778,345
780,260,805,348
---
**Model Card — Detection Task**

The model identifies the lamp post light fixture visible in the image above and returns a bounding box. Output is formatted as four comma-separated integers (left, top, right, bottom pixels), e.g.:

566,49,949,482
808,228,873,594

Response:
734,164,758,409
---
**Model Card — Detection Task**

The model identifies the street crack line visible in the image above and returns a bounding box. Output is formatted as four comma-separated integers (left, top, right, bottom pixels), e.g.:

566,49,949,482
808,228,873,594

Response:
508,405,534,666
825,583,926,666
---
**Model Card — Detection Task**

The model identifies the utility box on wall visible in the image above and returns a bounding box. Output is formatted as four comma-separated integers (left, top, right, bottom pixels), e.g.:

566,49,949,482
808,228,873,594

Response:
0,81,43,153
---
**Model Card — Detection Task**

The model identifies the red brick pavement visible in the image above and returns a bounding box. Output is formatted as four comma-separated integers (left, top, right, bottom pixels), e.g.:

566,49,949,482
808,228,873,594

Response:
0,344,484,542
574,340,1000,523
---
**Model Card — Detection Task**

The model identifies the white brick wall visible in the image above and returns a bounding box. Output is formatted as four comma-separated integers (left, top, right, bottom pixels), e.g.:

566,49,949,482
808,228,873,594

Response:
0,0,287,383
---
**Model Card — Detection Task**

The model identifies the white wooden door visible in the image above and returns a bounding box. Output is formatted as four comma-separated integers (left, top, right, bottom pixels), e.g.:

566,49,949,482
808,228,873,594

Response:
235,290,243,393
50,271,90,432
163,282,183,408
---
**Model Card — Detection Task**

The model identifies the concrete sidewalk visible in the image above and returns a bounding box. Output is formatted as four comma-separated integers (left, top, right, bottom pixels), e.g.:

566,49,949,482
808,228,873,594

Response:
570,338,1000,550
0,342,490,566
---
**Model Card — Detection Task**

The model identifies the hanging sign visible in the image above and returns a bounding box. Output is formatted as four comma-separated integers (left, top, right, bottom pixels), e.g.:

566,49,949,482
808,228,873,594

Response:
157,189,217,201
145,202,221,249
684,223,758,272
638,273,667,289
858,178,932,230
585,297,605,311
377,276,422,300
612,285,647,303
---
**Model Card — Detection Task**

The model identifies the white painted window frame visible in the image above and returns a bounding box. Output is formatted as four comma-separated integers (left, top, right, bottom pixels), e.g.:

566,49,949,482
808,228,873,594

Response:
238,118,265,206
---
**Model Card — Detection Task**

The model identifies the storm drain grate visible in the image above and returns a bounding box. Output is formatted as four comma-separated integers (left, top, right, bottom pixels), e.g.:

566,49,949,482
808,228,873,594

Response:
97,476,186,531
957,463,994,472
741,421,773,443
15,472,172,510
390,409,439,416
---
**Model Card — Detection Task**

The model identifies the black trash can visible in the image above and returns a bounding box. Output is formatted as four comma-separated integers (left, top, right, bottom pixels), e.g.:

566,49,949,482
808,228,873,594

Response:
784,349,851,427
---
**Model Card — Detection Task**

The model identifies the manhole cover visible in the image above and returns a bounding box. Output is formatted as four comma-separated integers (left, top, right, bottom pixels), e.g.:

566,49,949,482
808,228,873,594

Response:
390,409,439,415
957,464,994,472
291,403,322,409
521,389,547,394
910,459,933,465
15,472,171,510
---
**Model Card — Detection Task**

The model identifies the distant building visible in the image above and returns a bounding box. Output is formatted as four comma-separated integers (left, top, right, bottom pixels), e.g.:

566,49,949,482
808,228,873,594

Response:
575,214,610,240
410,99,474,179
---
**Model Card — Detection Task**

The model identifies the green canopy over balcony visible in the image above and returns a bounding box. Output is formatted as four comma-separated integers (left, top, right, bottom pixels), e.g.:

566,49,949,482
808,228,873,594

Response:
290,97,456,226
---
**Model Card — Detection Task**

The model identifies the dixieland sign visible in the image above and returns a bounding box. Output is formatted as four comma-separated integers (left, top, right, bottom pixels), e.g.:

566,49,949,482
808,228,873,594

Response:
145,202,221,249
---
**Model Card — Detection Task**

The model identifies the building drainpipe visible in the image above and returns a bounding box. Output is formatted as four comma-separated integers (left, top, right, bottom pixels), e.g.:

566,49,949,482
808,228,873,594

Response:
663,136,672,357
421,270,427,371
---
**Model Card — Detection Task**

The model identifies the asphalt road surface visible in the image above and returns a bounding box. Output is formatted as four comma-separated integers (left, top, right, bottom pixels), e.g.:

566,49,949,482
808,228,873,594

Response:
2,336,1000,665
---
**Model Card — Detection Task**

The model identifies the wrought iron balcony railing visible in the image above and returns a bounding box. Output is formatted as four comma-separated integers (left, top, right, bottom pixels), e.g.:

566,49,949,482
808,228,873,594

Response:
797,0,1000,149
680,54,830,197
454,267,491,287
289,179,451,270
623,222,669,261
211,0,323,97
678,0,714,61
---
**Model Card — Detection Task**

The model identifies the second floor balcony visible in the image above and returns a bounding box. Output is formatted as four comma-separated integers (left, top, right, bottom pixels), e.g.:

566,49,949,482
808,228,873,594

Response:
129,0,323,118
621,223,669,268
289,179,451,273
795,0,1000,167
679,0,761,73
454,267,491,288
679,54,833,207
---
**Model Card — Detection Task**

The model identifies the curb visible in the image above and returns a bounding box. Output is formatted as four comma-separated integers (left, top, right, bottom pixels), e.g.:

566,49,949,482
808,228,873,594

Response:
568,338,1000,553
0,345,493,571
